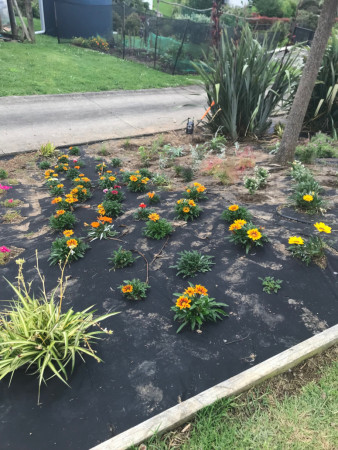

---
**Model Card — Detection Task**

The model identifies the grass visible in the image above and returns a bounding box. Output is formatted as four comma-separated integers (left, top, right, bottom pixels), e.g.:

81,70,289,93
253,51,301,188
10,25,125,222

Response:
141,348,338,449
0,34,197,96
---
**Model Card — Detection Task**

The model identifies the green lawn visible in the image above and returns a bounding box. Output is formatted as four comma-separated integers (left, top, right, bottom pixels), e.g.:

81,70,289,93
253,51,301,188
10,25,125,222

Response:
141,354,338,449
0,34,197,96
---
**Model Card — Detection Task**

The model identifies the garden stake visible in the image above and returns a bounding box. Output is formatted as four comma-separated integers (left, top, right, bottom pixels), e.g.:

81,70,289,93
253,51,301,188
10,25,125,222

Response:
150,236,170,265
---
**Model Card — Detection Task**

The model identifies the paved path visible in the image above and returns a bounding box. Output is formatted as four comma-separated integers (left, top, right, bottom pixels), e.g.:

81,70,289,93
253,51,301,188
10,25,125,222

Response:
0,86,206,155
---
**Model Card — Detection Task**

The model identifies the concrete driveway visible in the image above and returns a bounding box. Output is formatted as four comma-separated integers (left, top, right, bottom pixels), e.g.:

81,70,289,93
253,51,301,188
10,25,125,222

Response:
0,85,206,155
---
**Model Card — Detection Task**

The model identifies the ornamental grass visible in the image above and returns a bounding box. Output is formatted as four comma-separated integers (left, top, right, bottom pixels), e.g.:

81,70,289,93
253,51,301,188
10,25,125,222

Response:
0,257,118,403
171,283,228,333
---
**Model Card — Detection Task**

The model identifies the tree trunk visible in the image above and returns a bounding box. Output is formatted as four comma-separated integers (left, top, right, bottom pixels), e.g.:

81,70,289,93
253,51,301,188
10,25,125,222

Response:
25,0,35,43
273,0,338,166
7,0,18,39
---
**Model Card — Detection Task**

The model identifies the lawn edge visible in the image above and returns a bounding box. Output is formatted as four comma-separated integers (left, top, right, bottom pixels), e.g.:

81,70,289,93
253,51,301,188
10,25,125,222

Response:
91,324,338,450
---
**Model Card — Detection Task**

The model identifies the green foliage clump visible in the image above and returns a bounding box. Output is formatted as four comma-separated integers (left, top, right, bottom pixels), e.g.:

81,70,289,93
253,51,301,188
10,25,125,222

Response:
244,166,269,194
39,142,56,158
104,188,124,203
87,222,118,242
171,250,215,278
259,276,283,294
0,258,117,402
171,283,228,333
295,133,338,163
111,158,122,167
49,211,76,231
49,236,88,265
175,198,202,221
102,200,124,219
68,146,80,155
1,199,22,208
143,216,173,240
194,25,301,140
49,183,64,196
221,205,252,223
119,278,149,301
134,205,155,220
174,165,194,182
288,236,325,266
65,167,80,180
38,161,51,170
99,174,119,189
108,247,137,269
228,222,269,254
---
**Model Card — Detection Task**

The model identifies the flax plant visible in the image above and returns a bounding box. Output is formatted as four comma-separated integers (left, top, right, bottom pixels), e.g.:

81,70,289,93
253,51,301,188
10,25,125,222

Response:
0,254,118,403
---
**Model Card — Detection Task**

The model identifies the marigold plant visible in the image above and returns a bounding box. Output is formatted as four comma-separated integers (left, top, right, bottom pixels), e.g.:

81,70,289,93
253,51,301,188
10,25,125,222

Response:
221,204,252,223
49,210,76,231
133,204,155,221
228,221,268,254
119,279,149,300
86,219,119,241
99,174,118,190
184,182,207,201
147,191,160,204
175,198,202,221
127,172,149,193
48,236,89,265
143,215,173,240
171,283,228,333
103,186,124,203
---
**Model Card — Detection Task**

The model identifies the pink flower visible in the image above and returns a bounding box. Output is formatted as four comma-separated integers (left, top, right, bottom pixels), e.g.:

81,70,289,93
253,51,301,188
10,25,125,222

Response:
111,190,118,195
103,189,108,193
114,185,121,189
73,159,78,163
0,184,12,190
8,199,13,203
0,246,10,253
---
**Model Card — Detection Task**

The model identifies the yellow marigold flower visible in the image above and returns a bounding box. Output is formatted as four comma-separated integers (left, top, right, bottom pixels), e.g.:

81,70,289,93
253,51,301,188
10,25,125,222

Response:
135,170,140,174
82,177,90,182
66,239,78,249
57,184,64,188
229,219,247,231
109,176,116,181
147,192,155,198
76,185,84,189
91,222,100,228
186,189,191,193
74,178,80,182
71,188,79,194
314,222,331,234
52,174,58,177
63,230,74,237
122,284,133,293
188,200,196,206
229,204,239,211
106,170,112,173
197,185,206,193
247,228,262,241
65,197,77,204
194,285,208,296
177,199,183,204
303,194,313,202
51,197,62,204
183,206,190,213
176,296,191,310
184,287,196,297
148,213,160,222
193,182,201,187
288,236,304,245
141,178,148,184
79,173,85,177
56,210,65,216
100,176,105,180
130,175,138,182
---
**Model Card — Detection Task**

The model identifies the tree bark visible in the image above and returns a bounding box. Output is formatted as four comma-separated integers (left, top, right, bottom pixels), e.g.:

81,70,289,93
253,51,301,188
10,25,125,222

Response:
7,0,18,39
273,0,338,166
25,0,35,43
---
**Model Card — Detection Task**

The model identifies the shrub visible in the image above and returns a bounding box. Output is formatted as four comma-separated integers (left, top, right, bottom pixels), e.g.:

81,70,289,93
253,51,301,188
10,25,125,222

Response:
68,146,80,155
98,200,123,219
39,142,56,157
175,198,202,221
38,161,51,170
49,235,88,265
87,218,118,241
184,182,207,201
152,173,171,189
194,25,301,139
171,283,228,333
143,214,173,240
295,134,338,163
221,204,252,223
108,247,137,269
119,279,149,300
244,166,269,194
0,258,117,401
171,251,215,278
244,177,259,194
134,204,155,220
228,221,268,254
49,210,76,231
111,158,122,167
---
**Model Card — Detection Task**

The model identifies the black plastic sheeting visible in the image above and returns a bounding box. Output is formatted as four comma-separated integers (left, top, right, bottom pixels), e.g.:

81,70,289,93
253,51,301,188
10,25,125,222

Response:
0,150,337,450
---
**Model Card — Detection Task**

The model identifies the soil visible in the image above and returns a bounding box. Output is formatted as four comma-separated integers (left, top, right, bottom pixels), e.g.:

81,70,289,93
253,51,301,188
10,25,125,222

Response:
0,130,337,450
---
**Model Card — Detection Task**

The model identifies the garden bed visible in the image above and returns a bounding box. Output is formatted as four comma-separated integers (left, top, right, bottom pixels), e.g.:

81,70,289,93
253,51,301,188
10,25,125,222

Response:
0,132,337,450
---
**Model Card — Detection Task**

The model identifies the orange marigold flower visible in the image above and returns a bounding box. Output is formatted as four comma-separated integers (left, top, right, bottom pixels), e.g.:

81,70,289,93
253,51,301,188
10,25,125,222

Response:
147,192,155,198
188,200,196,206
98,216,113,223
57,184,64,188
130,175,138,182
74,166,80,169
82,177,90,182
229,219,247,231
122,284,133,293
228,204,239,211
141,178,149,184
52,174,58,177
100,176,105,180
74,178,80,182
176,296,191,310
109,176,116,181
194,285,208,296
66,239,78,249
106,170,112,173
197,186,206,193
56,210,65,215
183,206,190,213
247,228,262,241
193,182,201,187
184,286,196,297
148,213,160,222
91,222,100,228
186,189,191,193
63,229,74,237
79,173,85,177
51,197,62,204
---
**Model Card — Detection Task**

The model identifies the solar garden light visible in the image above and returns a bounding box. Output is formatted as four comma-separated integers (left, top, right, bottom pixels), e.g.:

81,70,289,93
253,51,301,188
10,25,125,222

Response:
186,118,194,135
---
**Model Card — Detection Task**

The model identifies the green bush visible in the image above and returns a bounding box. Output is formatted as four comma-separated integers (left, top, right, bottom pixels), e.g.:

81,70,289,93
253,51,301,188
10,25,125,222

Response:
49,210,76,231
193,25,301,140
49,236,88,265
108,247,137,269
0,168,8,179
38,161,51,170
171,250,215,278
143,214,173,240
101,200,124,219
119,278,149,301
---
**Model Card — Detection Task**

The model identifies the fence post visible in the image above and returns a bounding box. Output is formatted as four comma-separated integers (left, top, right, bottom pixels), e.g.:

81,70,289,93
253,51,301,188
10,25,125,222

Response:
172,19,189,75
154,0,159,69
53,0,60,44
122,2,126,59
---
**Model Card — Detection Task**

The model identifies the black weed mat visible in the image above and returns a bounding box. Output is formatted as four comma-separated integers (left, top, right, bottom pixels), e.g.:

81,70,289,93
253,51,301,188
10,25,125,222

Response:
0,152,337,450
